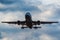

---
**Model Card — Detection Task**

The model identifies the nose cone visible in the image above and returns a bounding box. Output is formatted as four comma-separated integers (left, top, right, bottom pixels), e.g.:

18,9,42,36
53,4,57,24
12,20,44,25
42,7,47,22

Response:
25,12,31,17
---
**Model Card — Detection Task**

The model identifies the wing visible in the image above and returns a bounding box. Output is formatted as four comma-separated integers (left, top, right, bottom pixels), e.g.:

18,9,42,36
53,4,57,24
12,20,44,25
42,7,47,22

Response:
40,21,58,24
1,20,26,25
32,21,58,25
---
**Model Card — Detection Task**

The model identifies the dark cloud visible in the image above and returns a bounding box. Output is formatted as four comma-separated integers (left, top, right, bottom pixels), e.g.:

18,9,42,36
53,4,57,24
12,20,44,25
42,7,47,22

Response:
0,5,41,12
0,0,15,4
0,0,41,12
0,0,60,40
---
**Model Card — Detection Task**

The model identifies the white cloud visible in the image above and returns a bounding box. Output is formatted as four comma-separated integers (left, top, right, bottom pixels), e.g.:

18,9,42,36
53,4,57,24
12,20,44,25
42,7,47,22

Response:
40,10,53,20
41,0,60,5
39,34,57,40
0,3,6,8
0,0,60,40
32,9,54,21
2,37,9,40
1,31,33,40
0,11,24,21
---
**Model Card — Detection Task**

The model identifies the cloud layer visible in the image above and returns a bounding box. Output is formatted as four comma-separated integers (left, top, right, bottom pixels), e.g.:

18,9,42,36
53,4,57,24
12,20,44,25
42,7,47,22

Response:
0,0,60,40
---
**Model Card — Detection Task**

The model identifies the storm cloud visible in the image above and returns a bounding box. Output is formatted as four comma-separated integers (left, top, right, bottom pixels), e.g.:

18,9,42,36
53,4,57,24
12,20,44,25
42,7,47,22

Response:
0,0,60,40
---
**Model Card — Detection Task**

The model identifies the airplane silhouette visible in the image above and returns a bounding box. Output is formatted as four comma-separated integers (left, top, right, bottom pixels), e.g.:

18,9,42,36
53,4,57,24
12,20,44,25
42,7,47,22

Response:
2,12,58,29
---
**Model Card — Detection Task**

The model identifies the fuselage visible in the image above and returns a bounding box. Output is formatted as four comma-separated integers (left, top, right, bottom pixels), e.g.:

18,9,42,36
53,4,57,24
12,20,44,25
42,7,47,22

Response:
25,12,33,28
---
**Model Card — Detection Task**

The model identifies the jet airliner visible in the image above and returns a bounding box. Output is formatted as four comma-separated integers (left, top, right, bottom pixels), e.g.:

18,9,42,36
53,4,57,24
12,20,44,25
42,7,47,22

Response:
2,12,58,29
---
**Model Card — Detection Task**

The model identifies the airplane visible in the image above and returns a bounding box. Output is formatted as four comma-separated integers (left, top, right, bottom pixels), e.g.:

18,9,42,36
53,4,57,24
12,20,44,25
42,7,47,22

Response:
1,12,58,29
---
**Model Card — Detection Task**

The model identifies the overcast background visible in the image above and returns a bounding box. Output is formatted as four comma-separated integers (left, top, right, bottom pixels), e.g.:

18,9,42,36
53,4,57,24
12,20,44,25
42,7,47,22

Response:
0,0,60,40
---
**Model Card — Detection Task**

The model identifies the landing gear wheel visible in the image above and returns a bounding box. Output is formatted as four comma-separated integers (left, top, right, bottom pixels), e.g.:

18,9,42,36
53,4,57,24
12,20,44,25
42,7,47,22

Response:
34,27,38,29
21,27,24,29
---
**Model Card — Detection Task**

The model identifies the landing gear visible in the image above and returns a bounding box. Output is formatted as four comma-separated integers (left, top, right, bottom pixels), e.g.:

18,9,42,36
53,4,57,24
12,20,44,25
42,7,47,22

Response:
21,25,24,29
21,27,41,29
33,27,38,29
33,25,41,29
33,27,41,29
21,25,41,29
21,27,24,29
29,27,32,29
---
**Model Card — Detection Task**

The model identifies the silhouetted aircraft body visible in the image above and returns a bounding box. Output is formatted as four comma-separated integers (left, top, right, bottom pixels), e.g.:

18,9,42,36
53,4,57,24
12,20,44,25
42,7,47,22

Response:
2,12,58,29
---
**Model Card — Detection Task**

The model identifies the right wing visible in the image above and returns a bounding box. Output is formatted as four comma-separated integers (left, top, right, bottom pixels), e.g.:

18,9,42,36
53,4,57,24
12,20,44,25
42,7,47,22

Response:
2,20,26,25
32,21,58,25
40,21,58,24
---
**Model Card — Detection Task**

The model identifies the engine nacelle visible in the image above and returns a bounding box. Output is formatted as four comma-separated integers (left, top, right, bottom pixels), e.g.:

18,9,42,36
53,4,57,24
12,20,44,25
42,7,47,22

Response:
37,20,40,25
17,20,20,25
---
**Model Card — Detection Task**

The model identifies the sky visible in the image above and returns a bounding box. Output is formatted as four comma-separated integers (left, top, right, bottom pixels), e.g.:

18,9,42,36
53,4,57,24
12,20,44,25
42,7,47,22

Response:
0,0,60,40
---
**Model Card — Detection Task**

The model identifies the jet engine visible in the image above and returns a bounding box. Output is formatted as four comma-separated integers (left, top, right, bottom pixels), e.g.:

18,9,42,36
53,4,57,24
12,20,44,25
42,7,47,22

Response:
37,20,40,25
17,20,20,25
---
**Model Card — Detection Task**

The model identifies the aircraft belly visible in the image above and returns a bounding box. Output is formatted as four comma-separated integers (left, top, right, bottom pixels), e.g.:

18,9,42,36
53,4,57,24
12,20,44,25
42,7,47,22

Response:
26,22,32,28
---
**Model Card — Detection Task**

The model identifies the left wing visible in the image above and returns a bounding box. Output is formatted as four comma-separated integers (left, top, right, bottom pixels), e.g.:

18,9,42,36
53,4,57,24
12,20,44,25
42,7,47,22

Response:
2,20,26,25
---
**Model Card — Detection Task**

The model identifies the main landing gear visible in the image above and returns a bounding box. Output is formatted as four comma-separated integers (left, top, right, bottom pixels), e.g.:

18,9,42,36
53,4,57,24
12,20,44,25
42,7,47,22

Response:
21,25,41,29
21,27,41,29
21,27,24,29
21,27,28,29
33,27,41,29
